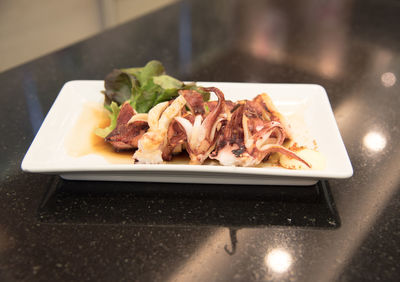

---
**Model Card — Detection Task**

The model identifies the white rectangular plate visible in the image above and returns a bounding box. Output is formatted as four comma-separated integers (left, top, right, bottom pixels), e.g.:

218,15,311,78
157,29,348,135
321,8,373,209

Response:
21,81,353,186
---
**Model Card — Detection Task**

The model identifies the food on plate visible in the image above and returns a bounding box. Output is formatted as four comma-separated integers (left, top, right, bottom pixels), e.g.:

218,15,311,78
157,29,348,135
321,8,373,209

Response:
280,147,325,170
95,61,322,169
95,60,209,138
104,102,149,150
209,93,309,167
174,87,228,164
133,95,187,164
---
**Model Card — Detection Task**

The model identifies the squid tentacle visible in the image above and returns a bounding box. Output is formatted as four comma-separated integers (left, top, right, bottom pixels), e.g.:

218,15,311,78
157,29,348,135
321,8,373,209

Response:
258,144,311,168
200,87,225,140
174,87,226,164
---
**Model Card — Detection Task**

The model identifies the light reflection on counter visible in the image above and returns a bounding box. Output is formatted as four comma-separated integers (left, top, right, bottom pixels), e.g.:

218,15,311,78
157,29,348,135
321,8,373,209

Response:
265,248,293,273
363,131,387,152
381,72,396,87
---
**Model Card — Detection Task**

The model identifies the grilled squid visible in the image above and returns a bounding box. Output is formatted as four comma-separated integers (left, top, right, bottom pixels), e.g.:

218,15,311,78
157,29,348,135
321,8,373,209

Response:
133,95,187,164
104,87,316,170
211,95,310,168
174,87,227,164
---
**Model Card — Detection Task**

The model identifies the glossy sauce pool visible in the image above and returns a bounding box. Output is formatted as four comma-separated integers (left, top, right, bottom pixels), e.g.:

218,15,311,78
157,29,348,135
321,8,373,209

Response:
65,102,134,164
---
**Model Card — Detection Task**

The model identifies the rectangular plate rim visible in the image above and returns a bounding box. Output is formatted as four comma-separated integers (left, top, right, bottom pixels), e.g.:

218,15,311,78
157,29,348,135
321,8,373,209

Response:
21,80,353,185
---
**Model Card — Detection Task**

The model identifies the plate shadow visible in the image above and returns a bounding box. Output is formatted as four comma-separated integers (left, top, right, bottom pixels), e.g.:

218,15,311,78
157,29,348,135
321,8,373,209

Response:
38,178,340,229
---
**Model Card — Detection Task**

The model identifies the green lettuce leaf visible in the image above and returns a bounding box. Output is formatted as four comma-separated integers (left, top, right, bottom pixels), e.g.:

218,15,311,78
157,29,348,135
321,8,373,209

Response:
104,69,136,105
154,88,180,105
120,67,143,77
133,79,162,113
136,60,165,85
152,75,183,105
153,75,183,89
94,102,120,138
102,60,210,114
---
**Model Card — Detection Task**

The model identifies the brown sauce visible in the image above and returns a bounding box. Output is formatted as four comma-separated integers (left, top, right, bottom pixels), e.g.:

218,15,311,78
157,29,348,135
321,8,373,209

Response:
65,102,133,164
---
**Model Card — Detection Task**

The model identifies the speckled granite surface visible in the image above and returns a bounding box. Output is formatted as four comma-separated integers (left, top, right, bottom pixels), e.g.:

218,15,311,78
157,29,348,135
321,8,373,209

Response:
1,0,399,281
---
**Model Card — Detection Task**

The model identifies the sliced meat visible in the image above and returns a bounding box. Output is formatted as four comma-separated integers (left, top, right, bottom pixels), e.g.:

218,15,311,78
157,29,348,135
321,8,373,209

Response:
105,102,149,151
179,89,206,115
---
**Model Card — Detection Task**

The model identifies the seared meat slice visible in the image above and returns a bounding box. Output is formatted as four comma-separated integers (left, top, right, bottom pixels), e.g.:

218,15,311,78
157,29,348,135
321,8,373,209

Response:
105,102,149,151
180,89,205,115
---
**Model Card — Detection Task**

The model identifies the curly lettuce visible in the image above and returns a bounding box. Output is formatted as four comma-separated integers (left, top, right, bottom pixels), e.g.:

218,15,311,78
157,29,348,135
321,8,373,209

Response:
96,60,209,138
94,102,120,138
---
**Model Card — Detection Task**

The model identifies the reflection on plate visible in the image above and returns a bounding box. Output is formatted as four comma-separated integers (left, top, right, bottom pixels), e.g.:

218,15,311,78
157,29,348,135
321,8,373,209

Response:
21,81,353,185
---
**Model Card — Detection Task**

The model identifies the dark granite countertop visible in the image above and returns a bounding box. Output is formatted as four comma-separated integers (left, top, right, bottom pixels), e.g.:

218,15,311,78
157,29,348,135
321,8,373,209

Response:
1,0,399,281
